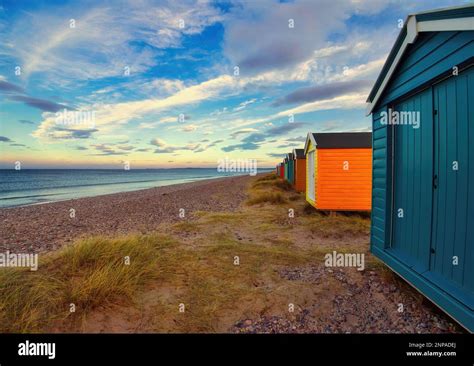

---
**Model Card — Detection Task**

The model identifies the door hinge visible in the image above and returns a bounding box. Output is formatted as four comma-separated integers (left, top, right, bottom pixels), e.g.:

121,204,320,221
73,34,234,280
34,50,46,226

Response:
433,109,438,115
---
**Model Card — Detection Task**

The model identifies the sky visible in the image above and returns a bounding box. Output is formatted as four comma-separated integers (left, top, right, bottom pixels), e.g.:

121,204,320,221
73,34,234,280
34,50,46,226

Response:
0,0,466,169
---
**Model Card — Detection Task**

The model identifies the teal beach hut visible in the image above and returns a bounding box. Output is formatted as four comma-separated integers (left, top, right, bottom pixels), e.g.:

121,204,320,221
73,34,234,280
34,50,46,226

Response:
286,152,295,185
367,4,474,331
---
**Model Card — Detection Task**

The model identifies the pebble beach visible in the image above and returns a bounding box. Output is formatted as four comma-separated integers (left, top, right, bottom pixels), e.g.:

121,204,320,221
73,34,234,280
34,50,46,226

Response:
0,174,253,253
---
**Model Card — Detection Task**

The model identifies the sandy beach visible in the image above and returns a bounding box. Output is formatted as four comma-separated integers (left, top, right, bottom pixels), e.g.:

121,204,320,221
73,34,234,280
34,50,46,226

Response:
0,174,253,253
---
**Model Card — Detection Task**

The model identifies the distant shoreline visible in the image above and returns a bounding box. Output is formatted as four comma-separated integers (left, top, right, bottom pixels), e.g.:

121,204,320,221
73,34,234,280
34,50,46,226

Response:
0,173,261,253
0,168,273,208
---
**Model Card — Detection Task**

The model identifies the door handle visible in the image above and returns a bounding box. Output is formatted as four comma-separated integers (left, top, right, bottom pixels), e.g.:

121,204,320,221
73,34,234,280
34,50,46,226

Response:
433,174,438,189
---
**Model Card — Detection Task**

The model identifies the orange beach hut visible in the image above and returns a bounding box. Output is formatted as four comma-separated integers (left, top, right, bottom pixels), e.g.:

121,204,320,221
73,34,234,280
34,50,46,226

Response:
292,148,306,193
304,132,372,211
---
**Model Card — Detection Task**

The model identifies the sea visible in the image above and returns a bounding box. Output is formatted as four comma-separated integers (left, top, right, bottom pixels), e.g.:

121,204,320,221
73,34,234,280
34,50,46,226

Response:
0,168,272,208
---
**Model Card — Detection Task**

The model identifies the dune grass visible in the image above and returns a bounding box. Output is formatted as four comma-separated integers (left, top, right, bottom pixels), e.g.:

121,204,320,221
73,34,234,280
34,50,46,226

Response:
0,234,176,332
246,191,287,205
300,211,371,238
252,176,293,191
247,174,296,205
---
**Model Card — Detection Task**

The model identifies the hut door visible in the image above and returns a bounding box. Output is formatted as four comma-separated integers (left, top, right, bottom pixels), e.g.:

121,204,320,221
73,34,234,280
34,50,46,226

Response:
390,88,433,274
428,68,474,309
308,151,315,201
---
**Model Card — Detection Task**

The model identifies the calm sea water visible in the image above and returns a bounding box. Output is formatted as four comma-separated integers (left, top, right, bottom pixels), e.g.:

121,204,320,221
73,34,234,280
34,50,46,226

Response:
0,168,271,208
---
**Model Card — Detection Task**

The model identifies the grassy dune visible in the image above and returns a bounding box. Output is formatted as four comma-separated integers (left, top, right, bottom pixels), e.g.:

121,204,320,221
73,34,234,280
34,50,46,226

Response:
0,234,177,332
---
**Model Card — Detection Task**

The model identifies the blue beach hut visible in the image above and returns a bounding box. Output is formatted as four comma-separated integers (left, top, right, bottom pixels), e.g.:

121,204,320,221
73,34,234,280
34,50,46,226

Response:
367,5,474,331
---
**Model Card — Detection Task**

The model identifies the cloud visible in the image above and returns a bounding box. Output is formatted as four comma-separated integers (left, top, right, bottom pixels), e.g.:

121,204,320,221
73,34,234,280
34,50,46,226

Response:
233,98,257,111
274,92,367,117
266,122,305,136
210,107,228,116
31,39,383,141
34,74,239,140
223,0,350,74
0,136,12,142
150,138,182,154
221,142,260,152
267,152,286,158
273,80,373,106
208,139,223,147
182,124,198,132
150,136,222,154
90,143,125,156
230,128,258,138
277,142,301,148
116,145,135,151
52,127,98,139
194,139,223,152
222,122,305,152
18,119,35,124
285,136,305,142
0,80,24,94
4,1,223,84
9,95,69,112
0,79,74,115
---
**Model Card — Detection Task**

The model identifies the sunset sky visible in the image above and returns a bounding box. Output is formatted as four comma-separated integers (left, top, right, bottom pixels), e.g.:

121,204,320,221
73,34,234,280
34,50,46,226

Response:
0,0,463,169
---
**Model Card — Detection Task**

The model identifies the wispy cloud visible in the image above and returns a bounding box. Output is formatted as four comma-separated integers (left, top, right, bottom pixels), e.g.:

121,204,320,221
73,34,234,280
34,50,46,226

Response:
0,80,24,94
273,80,373,106
4,1,223,84
8,95,70,113
233,98,257,111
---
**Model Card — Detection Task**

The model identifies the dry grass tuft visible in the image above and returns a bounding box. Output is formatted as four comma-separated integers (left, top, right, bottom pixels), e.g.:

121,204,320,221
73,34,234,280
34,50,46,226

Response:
246,192,287,205
0,234,176,332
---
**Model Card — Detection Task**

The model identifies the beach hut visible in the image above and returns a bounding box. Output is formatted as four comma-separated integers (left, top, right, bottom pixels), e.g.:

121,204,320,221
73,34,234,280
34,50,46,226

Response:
304,132,372,211
284,157,289,181
279,162,285,179
366,4,474,331
293,148,306,193
286,153,295,185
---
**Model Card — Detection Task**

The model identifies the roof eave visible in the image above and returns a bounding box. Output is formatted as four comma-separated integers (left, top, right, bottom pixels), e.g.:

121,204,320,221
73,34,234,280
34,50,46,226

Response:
366,8,474,115
303,132,316,155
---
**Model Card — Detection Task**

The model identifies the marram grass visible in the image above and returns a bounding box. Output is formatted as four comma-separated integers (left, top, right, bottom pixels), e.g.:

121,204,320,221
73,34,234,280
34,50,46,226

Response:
0,234,175,332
